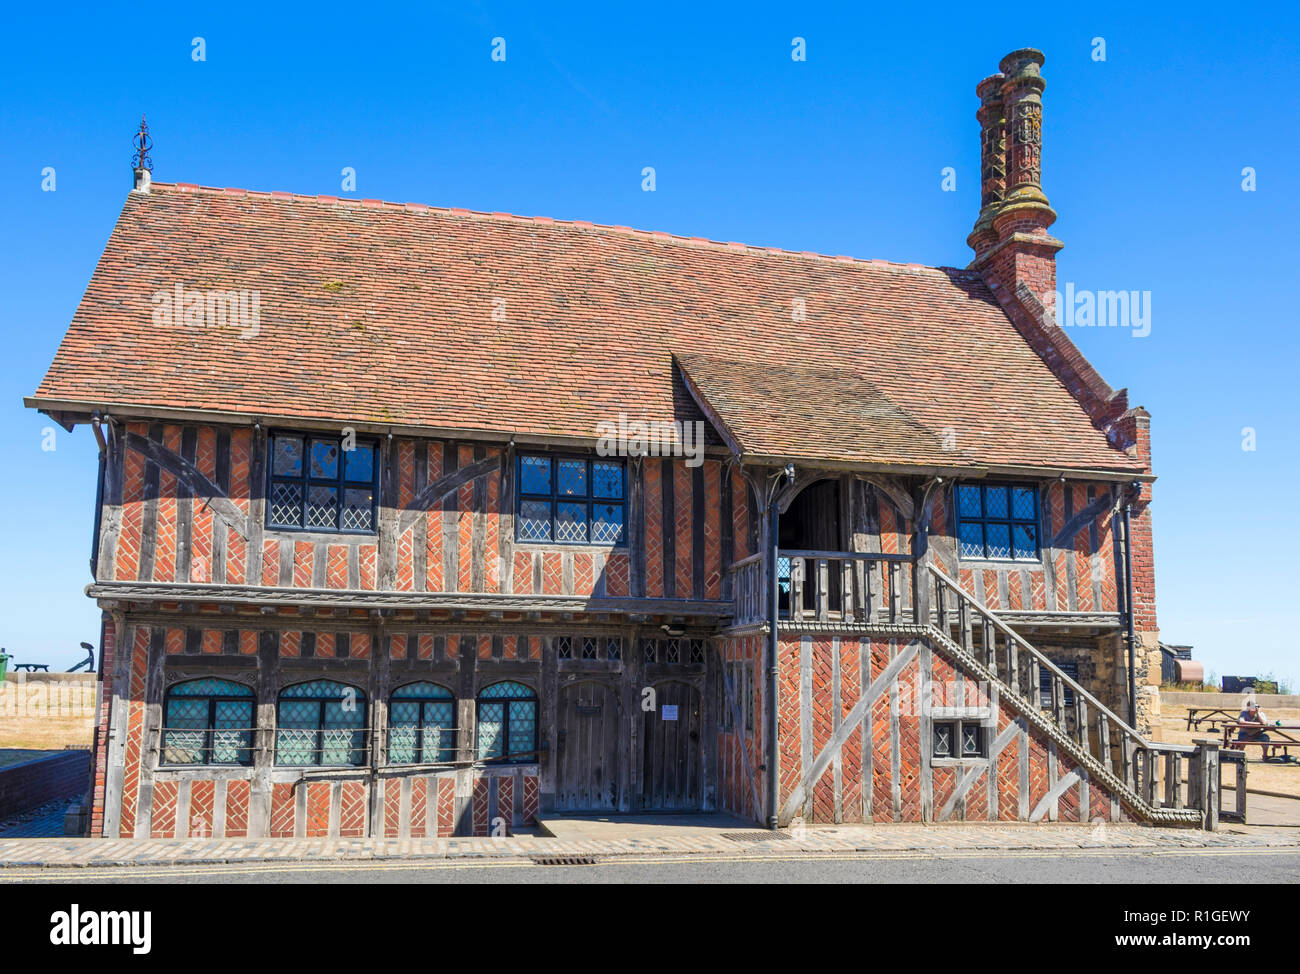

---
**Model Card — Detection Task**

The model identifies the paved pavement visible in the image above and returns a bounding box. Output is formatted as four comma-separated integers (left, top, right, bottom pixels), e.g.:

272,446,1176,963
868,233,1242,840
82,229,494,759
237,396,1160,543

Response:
2,816,1298,869
5,848,1299,884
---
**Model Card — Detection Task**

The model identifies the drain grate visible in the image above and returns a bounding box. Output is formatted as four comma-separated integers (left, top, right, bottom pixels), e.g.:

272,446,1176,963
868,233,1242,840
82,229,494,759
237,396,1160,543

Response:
529,855,601,866
722,831,790,843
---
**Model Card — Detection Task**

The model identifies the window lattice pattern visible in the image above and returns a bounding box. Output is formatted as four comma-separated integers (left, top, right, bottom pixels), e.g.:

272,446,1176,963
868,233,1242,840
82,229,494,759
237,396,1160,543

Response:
516,453,626,546
268,432,378,534
639,639,703,666
161,679,254,766
932,721,987,759
168,678,254,698
476,682,537,763
956,483,1039,561
389,682,455,764
933,724,954,758
275,681,366,767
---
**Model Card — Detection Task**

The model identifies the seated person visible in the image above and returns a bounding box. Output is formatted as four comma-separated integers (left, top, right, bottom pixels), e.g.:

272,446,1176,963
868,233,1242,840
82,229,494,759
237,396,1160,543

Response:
1236,700,1271,751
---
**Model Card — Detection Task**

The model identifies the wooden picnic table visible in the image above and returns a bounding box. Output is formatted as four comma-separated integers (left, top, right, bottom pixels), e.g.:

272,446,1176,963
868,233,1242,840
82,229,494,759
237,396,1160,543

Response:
1186,707,1239,733
1222,722,1300,761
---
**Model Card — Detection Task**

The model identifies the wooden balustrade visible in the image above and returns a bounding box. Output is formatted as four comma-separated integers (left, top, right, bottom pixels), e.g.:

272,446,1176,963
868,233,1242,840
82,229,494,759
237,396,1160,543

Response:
727,553,764,627
779,549,914,624
723,548,1223,827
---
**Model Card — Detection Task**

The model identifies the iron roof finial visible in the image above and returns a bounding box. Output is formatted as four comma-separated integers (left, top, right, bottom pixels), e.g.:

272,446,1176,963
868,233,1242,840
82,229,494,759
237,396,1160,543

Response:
131,114,153,193
131,114,153,172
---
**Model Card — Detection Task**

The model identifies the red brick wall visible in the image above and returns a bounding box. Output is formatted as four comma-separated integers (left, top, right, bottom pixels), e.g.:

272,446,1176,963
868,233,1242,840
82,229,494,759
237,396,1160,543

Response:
775,633,1128,825
105,424,748,604
935,480,1122,615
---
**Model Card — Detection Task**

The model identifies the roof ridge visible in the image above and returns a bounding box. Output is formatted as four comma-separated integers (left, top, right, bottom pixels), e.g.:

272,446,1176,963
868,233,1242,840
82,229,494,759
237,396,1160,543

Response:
149,181,979,277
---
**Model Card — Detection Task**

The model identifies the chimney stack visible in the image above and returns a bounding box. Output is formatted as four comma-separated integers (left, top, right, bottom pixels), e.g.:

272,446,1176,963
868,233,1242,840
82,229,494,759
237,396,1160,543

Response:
968,49,1062,312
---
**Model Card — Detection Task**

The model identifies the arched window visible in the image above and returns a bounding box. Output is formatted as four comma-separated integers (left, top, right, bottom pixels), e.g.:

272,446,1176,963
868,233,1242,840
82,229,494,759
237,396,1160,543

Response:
162,678,255,766
276,680,367,766
389,682,456,764
476,681,538,763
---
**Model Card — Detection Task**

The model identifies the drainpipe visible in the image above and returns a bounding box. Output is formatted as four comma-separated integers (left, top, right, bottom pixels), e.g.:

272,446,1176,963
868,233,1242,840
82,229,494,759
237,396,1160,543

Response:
766,464,793,830
90,412,108,579
1121,482,1140,728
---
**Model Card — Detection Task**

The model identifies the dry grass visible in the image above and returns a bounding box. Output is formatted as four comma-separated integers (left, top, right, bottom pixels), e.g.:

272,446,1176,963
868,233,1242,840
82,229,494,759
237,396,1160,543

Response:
1159,704,1300,796
0,714,94,752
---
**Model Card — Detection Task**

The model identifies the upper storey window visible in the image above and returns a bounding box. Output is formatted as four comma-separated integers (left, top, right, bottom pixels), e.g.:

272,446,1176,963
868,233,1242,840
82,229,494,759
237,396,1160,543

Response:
268,432,378,534
956,483,1039,561
516,454,626,545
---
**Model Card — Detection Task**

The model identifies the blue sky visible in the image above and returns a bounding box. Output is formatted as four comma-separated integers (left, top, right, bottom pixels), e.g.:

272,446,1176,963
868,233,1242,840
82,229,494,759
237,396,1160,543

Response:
1,2,1296,683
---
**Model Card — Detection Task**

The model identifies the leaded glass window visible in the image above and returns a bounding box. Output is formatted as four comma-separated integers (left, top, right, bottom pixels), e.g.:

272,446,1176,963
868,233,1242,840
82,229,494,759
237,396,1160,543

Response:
268,432,379,534
933,721,986,759
515,453,626,545
162,678,255,766
475,681,537,763
933,724,954,758
275,680,367,766
955,483,1039,561
605,637,622,661
388,682,456,764
688,639,706,665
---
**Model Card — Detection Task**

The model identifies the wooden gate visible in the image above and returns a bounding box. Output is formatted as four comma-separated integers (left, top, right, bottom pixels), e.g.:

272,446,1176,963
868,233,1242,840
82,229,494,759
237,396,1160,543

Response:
640,681,703,810
555,681,621,812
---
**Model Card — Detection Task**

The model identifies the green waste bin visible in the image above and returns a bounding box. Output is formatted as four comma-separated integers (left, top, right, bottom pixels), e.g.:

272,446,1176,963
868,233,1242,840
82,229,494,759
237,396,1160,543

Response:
0,652,9,681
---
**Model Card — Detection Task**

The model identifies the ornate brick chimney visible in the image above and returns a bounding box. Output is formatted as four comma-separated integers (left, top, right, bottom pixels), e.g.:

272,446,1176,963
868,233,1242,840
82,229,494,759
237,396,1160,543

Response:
969,48,1131,433
968,49,1062,314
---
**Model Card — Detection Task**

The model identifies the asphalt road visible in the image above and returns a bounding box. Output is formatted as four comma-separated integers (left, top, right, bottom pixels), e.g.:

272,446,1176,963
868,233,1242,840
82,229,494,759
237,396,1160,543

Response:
6,848,1299,884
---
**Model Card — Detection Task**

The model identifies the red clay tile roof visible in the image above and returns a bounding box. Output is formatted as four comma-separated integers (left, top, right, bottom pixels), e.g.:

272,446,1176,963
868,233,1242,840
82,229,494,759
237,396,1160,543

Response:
677,353,957,467
32,182,1142,472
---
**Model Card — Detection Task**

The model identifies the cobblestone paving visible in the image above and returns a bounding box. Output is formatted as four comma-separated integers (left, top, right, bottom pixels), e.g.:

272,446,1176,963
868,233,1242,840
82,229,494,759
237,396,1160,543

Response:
2,821,1298,868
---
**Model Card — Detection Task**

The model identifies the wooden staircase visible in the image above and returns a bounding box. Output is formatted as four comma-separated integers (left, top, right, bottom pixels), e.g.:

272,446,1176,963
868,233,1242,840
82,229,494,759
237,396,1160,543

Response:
925,563,1215,827
726,549,1224,828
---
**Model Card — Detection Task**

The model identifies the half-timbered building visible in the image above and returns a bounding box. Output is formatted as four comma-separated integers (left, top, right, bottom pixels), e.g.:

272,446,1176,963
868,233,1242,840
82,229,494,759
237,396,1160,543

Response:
28,49,1224,839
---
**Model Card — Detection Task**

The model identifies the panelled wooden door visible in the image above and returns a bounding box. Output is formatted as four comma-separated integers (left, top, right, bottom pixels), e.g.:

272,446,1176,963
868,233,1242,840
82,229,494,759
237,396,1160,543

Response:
555,681,621,812
640,681,703,810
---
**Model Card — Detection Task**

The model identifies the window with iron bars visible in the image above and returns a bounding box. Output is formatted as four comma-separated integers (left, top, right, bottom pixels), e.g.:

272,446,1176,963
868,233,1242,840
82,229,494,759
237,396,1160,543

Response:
275,680,368,766
389,682,456,764
161,678,255,766
476,681,538,763
267,432,379,534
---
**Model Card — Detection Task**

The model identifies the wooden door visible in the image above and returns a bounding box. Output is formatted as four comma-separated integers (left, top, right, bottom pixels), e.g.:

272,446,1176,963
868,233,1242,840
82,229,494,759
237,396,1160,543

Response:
640,681,703,810
555,681,621,812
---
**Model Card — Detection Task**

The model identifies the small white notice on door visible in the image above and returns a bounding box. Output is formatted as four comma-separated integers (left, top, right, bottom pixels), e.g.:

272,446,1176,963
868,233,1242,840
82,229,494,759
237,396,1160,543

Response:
662,705,678,721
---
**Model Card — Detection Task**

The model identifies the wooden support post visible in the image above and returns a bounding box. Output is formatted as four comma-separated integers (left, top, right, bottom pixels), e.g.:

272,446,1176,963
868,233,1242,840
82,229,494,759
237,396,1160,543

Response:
1007,636,1019,697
